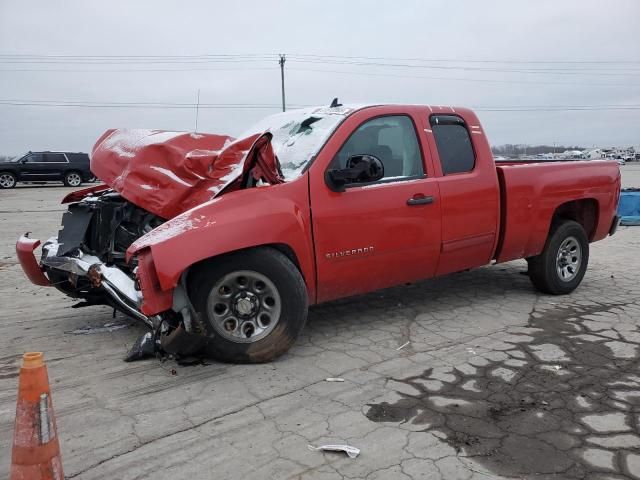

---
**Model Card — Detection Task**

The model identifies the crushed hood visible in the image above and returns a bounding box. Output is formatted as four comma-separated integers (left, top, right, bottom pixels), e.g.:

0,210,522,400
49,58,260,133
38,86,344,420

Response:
91,129,283,219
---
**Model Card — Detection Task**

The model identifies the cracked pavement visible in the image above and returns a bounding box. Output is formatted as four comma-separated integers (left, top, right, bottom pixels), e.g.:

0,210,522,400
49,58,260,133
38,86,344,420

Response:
1,168,639,480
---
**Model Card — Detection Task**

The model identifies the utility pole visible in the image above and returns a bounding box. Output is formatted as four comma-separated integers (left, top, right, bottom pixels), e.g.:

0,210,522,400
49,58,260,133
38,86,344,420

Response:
194,89,200,132
279,54,286,112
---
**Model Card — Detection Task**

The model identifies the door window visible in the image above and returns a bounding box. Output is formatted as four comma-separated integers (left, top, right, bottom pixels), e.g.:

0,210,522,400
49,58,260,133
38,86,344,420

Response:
24,153,43,163
43,153,67,163
430,115,475,175
331,115,424,182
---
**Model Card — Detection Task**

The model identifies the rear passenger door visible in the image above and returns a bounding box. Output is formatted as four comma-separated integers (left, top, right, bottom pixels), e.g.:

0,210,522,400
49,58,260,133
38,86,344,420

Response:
41,153,68,180
427,114,500,275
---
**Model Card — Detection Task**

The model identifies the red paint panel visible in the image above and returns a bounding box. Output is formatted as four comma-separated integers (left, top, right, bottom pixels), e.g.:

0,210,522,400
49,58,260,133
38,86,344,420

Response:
308,106,442,302
495,160,620,263
127,178,317,303
90,129,272,219
15,236,51,286
441,232,496,253
420,108,500,276
136,249,173,316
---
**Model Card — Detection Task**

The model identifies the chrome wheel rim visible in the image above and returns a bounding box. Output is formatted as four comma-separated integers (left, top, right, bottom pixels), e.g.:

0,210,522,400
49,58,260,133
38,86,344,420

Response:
67,173,81,186
0,173,15,188
207,270,281,343
556,236,581,282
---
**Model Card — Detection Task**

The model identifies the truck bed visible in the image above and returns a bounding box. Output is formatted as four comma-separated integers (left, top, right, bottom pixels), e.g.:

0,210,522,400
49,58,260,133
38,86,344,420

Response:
494,160,620,263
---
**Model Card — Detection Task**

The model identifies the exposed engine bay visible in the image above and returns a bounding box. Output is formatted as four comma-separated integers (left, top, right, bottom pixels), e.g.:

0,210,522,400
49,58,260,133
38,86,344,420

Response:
41,190,207,361
61,192,164,271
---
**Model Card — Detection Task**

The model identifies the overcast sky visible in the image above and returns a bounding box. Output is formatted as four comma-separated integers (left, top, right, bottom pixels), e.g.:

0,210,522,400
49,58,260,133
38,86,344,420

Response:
1,0,639,156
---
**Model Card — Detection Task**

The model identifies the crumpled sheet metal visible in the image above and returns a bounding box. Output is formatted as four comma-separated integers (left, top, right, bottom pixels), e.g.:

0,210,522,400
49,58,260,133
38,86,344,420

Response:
307,444,360,458
90,129,275,219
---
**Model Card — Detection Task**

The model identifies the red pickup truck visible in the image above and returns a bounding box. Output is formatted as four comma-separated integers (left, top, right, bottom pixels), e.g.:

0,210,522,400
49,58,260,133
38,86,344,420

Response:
16,104,621,363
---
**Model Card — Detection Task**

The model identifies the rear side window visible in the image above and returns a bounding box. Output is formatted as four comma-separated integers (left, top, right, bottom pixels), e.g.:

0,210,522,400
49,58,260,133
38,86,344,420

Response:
67,153,89,163
430,115,475,175
43,153,67,163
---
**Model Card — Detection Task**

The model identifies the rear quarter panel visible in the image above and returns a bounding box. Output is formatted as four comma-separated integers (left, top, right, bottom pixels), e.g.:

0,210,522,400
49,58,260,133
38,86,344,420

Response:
495,160,620,263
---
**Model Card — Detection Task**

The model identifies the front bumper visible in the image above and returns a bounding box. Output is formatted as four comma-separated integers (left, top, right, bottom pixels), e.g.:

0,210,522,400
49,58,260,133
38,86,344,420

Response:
16,235,51,286
16,234,153,328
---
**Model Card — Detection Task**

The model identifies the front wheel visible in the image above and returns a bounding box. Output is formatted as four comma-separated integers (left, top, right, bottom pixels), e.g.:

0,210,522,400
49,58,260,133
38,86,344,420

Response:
189,247,308,363
63,171,82,187
527,220,589,295
0,172,17,189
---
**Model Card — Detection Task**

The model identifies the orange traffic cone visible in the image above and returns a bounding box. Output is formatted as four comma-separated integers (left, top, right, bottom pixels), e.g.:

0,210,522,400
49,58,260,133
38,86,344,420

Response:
11,352,63,480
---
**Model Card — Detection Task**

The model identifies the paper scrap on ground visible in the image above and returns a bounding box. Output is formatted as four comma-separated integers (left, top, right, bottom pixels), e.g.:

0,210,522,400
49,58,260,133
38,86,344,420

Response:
308,444,360,458
325,377,345,382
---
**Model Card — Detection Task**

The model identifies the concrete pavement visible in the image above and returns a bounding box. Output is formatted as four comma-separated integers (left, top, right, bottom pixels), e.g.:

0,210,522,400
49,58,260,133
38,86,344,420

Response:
0,173,639,479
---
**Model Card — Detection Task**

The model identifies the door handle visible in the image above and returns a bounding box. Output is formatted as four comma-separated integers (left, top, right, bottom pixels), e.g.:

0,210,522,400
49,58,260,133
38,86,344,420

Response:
407,195,434,206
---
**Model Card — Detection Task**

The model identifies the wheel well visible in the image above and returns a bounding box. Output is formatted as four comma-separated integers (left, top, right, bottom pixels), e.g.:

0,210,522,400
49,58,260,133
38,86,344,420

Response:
267,243,302,271
187,243,303,280
551,199,598,240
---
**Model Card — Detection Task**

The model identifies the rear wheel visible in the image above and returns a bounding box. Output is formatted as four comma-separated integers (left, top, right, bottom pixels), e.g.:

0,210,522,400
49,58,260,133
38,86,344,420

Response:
527,220,589,295
63,171,82,187
189,247,308,363
0,172,16,189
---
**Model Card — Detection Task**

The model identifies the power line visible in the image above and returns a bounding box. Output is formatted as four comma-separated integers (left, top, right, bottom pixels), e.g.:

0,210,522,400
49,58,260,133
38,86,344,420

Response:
1,52,638,64
0,66,278,73
0,99,638,112
0,100,310,109
287,67,631,88
2,53,639,75
1,53,639,86
287,58,640,76
288,53,640,65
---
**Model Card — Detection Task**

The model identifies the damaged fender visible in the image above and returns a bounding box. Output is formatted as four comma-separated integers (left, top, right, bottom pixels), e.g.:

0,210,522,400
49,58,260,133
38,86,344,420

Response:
127,177,316,316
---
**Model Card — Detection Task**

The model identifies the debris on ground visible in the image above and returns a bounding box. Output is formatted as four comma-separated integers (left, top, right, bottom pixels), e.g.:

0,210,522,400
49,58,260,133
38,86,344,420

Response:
396,341,410,351
325,377,345,382
68,322,129,335
307,444,360,458
124,331,156,362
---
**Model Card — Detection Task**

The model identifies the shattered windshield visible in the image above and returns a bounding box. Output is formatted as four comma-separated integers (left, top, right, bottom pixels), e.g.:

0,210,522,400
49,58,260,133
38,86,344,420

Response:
240,106,357,180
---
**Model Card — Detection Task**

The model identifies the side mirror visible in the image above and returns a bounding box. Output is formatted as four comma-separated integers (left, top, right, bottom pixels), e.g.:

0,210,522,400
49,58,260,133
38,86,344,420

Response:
325,154,384,192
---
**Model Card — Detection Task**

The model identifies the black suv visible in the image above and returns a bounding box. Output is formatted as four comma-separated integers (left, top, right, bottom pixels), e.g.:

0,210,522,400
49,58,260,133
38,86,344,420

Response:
0,151,94,189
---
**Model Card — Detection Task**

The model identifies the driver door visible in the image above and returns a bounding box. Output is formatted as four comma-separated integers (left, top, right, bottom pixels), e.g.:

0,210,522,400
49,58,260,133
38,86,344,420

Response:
19,153,46,180
309,109,441,303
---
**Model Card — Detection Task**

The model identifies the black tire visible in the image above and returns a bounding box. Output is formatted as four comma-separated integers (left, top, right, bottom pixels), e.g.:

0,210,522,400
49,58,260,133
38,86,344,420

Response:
63,171,83,187
0,172,17,189
188,247,308,363
527,220,589,295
